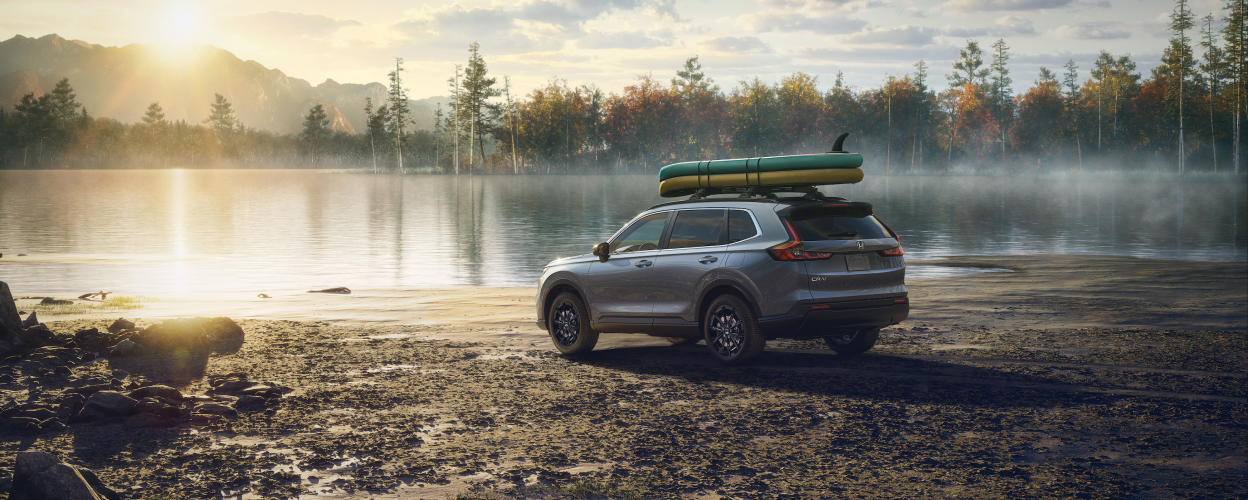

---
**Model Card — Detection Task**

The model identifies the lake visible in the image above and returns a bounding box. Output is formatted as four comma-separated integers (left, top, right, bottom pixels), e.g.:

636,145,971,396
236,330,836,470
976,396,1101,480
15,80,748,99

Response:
0,169,1244,294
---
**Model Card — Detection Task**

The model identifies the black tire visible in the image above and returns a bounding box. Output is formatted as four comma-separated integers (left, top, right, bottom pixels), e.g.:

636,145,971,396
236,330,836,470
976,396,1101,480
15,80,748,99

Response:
548,292,599,355
666,337,700,346
823,328,880,355
703,294,765,365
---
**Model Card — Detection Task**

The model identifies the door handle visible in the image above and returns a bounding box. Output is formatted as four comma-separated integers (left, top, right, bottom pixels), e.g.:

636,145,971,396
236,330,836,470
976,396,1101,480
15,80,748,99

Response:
698,256,718,264
635,260,652,268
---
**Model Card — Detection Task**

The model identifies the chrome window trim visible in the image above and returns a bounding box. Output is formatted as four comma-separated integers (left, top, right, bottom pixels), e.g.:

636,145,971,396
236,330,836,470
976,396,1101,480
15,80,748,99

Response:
726,208,763,246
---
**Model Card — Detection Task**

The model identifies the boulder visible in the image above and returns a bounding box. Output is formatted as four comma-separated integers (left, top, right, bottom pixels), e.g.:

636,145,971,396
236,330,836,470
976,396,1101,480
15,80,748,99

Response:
213,380,255,393
0,340,11,356
22,408,55,421
192,403,238,417
1,282,23,343
124,413,176,429
108,340,139,358
53,366,72,377
106,318,134,333
77,391,138,421
190,414,224,425
39,297,73,305
21,311,38,328
130,317,244,352
128,385,183,401
11,451,119,500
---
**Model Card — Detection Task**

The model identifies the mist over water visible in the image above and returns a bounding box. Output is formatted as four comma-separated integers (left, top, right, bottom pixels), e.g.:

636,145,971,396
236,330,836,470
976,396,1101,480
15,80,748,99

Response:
0,169,1243,294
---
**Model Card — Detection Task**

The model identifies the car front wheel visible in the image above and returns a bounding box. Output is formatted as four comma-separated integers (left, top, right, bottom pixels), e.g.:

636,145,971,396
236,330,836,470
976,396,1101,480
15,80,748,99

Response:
823,328,880,355
548,292,599,355
703,295,764,365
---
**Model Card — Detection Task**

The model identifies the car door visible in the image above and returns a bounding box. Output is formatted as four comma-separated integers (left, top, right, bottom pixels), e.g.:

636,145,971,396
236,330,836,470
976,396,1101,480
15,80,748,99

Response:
586,211,670,332
650,209,728,324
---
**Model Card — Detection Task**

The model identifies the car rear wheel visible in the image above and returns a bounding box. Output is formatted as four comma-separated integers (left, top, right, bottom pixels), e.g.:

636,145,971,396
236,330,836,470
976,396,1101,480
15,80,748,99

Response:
666,337,699,346
703,295,764,365
823,328,879,355
548,292,598,355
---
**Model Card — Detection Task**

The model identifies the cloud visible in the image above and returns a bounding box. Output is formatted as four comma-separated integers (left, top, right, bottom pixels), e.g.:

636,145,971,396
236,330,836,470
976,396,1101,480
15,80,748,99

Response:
220,11,360,39
842,26,941,47
943,15,1036,36
739,12,868,33
578,30,670,49
1050,22,1131,40
701,36,775,53
944,0,1074,12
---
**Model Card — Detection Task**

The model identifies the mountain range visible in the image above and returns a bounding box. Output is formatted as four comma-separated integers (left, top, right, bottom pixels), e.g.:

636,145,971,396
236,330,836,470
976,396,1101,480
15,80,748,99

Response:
0,34,445,135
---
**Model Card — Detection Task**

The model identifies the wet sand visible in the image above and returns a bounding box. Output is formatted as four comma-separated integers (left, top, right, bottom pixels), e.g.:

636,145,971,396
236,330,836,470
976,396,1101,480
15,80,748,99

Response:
1,254,1245,499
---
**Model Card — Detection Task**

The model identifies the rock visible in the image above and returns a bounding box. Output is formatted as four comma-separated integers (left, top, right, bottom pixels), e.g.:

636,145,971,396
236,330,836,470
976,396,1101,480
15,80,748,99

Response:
106,318,134,333
0,340,11,355
0,373,14,384
192,403,238,417
77,391,138,421
124,413,176,429
11,451,119,500
80,352,95,362
213,380,255,393
39,418,67,432
1,282,24,343
53,366,72,377
2,417,42,432
128,385,183,401
66,384,112,395
130,317,244,352
307,287,351,293
39,297,73,305
22,408,55,421
108,340,139,358
21,311,38,328
235,396,268,412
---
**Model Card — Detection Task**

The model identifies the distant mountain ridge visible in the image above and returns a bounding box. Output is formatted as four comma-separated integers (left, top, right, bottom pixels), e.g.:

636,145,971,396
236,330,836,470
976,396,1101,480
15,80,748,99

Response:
0,34,445,135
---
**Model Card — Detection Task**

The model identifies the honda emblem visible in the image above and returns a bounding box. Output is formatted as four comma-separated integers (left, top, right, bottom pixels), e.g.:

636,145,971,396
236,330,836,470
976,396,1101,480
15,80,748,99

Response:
856,241,865,250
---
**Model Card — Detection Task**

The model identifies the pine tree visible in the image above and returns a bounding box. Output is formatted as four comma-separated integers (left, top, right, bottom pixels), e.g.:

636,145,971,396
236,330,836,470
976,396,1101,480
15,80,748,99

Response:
948,40,989,88
142,102,166,125
388,58,410,173
300,103,330,165
989,39,1013,161
1062,60,1084,169
205,93,236,154
1172,0,1195,174
1224,0,1246,173
364,98,378,173
460,42,499,168
913,60,928,171
1202,13,1226,171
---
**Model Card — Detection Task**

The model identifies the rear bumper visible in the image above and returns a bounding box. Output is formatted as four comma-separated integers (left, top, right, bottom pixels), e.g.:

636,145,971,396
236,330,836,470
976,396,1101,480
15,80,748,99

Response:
758,297,909,340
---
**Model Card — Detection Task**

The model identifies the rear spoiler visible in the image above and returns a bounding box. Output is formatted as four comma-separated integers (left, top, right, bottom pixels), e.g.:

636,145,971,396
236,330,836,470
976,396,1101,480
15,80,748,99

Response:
777,202,874,221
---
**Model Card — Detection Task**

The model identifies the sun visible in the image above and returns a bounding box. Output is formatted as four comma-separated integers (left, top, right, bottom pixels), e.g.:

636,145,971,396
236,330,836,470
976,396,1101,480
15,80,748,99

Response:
158,3,205,45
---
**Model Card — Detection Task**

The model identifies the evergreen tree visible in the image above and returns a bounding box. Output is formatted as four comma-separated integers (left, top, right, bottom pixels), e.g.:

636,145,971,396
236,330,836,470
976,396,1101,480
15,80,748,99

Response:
460,42,499,166
1202,13,1227,171
1172,0,1195,173
948,40,989,88
913,60,929,171
989,39,1013,160
300,103,330,165
388,58,410,173
205,93,237,155
1224,0,1246,173
142,102,166,125
1062,60,1084,169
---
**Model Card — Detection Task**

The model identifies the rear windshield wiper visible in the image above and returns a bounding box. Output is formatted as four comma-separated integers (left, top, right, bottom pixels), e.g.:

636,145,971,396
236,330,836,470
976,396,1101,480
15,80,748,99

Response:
827,231,858,238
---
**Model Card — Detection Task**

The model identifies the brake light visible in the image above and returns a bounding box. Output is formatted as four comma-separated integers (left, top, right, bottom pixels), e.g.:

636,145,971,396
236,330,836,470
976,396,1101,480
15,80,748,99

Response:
768,219,833,261
874,216,904,256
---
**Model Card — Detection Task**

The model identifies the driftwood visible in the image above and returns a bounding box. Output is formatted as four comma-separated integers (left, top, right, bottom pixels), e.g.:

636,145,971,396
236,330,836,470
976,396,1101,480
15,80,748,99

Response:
78,291,112,300
257,294,271,298
306,287,351,294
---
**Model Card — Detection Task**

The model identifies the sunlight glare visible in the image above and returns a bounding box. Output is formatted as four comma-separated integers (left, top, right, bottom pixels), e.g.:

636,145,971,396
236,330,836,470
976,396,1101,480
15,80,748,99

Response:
154,3,205,61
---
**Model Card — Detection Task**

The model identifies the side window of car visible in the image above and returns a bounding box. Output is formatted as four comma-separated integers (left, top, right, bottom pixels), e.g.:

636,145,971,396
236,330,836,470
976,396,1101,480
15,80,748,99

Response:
728,210,758,243
667,209,726,249
610,212,669,254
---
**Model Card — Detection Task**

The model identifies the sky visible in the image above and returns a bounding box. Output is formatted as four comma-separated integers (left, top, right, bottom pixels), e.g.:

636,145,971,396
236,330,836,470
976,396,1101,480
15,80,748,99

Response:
0,0,1222,98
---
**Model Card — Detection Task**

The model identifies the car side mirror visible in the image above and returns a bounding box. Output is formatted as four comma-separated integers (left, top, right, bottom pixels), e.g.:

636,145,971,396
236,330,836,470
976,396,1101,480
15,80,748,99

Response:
592,242,610,262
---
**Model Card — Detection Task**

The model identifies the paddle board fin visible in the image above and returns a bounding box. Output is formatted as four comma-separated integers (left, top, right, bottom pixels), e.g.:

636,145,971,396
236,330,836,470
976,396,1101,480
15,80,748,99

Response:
829,133,850,153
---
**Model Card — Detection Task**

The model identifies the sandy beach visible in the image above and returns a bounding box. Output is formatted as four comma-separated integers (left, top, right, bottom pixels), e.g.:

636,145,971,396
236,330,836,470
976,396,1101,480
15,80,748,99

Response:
1,254,1245,499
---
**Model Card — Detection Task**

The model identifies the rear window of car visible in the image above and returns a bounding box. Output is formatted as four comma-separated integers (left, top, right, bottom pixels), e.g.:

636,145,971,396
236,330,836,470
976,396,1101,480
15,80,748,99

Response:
787,214,892,241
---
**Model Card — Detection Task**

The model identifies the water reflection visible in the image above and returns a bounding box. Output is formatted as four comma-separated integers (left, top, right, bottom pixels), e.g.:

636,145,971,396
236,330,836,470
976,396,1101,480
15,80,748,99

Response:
0,170,1243,294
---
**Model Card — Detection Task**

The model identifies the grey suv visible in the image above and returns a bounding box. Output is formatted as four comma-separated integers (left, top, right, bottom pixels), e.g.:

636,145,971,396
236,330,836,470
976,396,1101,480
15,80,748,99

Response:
535,193,908,364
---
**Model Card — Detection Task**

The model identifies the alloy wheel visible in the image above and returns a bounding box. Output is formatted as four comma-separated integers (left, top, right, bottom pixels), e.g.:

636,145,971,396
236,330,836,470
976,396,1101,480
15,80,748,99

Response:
708,304,744,358
552,302,580,347
828,331,856,346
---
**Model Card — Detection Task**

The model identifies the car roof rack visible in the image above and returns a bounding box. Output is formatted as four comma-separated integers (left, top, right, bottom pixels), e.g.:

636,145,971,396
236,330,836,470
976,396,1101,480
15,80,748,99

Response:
687,186,837,201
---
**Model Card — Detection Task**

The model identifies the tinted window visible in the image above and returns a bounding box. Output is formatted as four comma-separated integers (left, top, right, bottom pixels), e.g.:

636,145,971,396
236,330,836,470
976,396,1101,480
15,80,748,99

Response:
667,210,725,249
728,210,758,243
610,212,668,253
788,215,891,241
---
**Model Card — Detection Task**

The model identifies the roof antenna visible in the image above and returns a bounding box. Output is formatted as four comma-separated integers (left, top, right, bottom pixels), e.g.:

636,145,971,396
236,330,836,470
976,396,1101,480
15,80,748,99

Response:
828,133,849,153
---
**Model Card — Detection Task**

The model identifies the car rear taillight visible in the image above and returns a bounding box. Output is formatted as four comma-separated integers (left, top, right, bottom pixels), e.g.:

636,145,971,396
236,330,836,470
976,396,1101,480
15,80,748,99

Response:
768,219,833,261
874,216,904,256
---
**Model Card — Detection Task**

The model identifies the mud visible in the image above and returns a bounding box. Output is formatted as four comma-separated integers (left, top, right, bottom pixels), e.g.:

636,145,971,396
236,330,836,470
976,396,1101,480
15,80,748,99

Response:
1,254,1245,499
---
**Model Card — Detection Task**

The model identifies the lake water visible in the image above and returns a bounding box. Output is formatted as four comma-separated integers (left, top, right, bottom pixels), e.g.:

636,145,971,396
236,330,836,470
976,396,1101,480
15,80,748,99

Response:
0,169,1244,294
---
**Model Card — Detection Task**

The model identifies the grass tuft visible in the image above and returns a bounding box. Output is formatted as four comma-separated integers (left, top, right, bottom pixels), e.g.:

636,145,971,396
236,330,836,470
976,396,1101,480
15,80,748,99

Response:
29,295,151,315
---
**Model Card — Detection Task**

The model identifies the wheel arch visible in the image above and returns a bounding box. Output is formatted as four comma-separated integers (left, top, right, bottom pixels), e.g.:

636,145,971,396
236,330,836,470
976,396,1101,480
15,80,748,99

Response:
696,279,762,329
541,277,588,327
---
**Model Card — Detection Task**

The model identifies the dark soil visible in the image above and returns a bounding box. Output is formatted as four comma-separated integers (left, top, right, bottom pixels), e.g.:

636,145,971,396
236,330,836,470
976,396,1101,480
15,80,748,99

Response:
2,318,1243,499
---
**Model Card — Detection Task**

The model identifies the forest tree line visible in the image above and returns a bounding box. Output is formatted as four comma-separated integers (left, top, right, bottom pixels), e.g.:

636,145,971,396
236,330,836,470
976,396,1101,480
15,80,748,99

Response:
2,0,1247,175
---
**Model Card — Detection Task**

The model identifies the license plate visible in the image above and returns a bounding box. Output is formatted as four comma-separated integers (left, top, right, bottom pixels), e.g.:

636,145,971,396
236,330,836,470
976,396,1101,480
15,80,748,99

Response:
846,254,871,271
